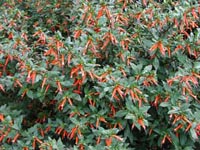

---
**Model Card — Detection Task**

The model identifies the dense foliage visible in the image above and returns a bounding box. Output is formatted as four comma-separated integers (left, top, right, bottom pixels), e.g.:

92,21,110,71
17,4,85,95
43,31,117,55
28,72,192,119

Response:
0,0,200,149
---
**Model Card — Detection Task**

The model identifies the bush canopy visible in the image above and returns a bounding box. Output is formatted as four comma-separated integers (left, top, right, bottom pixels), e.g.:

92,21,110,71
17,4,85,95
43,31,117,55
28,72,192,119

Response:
0,0,200,149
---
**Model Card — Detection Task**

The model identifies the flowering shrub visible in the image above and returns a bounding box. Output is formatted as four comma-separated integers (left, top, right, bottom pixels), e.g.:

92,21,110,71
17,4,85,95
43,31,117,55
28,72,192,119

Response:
0,0,200,149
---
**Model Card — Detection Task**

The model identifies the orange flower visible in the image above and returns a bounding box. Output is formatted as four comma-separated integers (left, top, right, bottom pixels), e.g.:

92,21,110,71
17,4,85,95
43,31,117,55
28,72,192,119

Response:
149,41,166,56
32,139,36,149
0,84,5,92
55,126,63,135
142,0,147,6
67,53,72,66
44,48,57,57
0,113,4,121
56,40,63,50
70,64,84,78
39,128,44,137
183,13,188,28
23,147,28,150
8,32,13,39
105,7,111,19
99,117,107,123
112,135,123,141
58,98,67,111
61,54,65,66
101,38,110,50
75,136,79,144
149,42,159,52
161,134,172,145
21,89,28,98
97,6,105,19
12,133,20,143
195,124,200,136
67,98,73,106
138,118,146,130
3,54,13,72
44,84,50,94
41,77,47,89
83,39,97,55
134,12,143,21
31,71,36,85
44,126,51,133
79,144,84,150
62,130,68,139
96,118,99,128
105,137,112,146
112,85,124,100
115,13,129,25
174,124,183,132
74,29,82,39
185,123,192,132
191,8,198,19
167,46,171,57
69,127,77,140
56,81,62,93
96,136,101,145
15,79,23,87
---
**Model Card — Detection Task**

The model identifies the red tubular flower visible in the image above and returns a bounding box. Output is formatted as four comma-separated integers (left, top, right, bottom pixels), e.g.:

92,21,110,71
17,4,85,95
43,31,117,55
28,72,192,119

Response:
105,137,112,146
195,124,200,136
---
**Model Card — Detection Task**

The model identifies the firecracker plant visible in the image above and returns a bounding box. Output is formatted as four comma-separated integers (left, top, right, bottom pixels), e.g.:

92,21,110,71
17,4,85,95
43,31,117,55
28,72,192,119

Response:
0,0,200,149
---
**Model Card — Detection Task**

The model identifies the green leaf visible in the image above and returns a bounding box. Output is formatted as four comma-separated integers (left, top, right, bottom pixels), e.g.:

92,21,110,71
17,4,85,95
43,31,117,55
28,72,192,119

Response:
170,132,179,148
124,124,135,145
27,90,34,99
189,128,198,140
57,138,65,150
70,117,79,125
115,110,127,117
153,57,159,70
142,65,152,74
125,113,136,120
160,102,170,107
104,87,110,92
180,132,187,146
194,62,200,69
168,107,180,114
183,147,193,150
70,93,82,101
12,116,23,130
35,74,42,83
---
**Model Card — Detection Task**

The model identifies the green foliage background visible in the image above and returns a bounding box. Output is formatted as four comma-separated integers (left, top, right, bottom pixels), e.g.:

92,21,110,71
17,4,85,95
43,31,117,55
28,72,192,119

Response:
0,0,199,149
